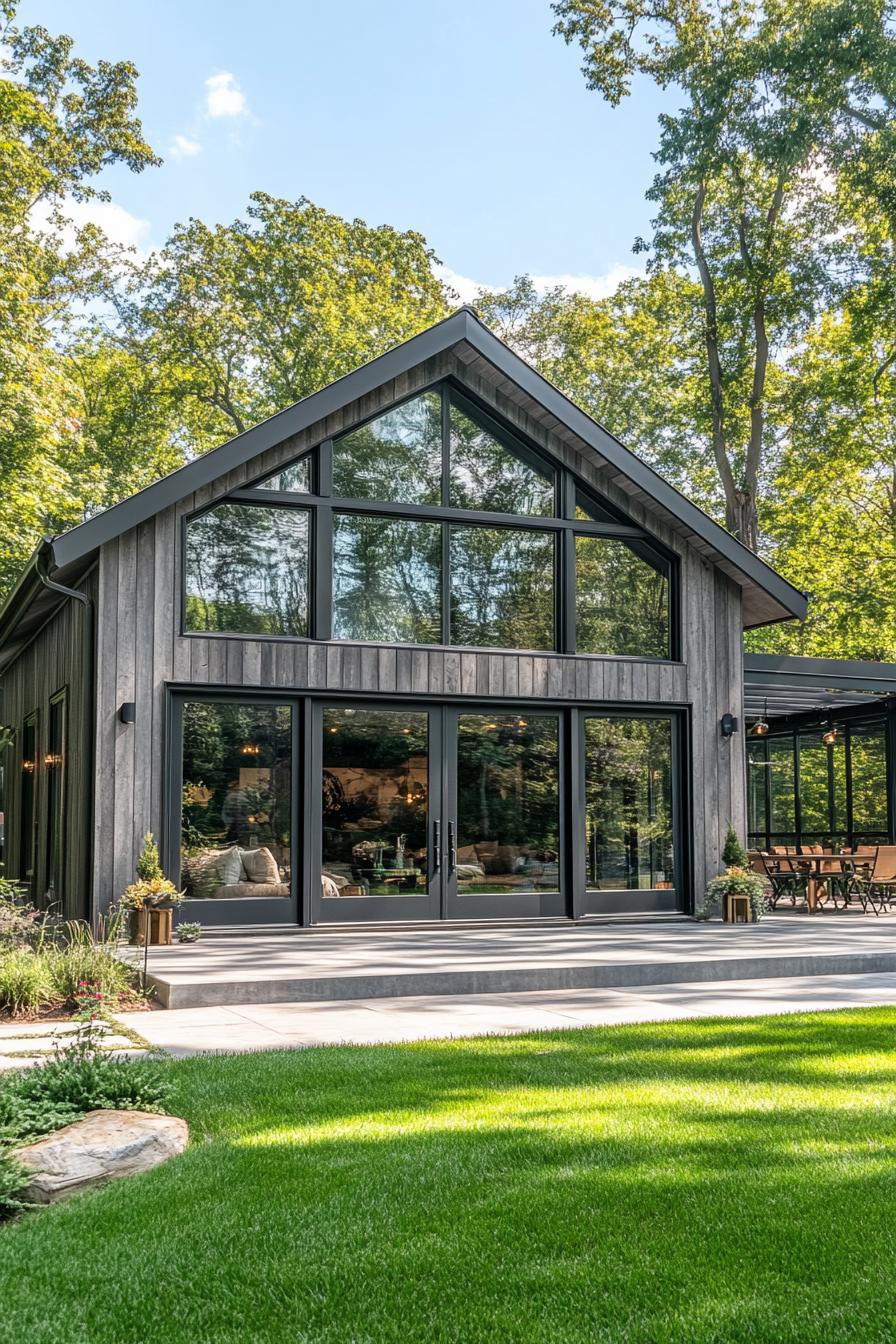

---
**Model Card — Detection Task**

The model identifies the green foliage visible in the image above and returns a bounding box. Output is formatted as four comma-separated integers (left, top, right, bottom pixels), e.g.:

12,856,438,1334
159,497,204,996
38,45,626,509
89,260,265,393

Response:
722,823,748,869
174,922,202,944
0,949,54,1015
0,1151,30,1221
135,833,163,882
12,1053,169,1116
0,1090,80,1148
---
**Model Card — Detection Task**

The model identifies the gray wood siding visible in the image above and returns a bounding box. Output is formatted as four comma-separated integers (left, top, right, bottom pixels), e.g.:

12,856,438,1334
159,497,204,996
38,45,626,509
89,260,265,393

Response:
0,567,97,918
91,353,748,914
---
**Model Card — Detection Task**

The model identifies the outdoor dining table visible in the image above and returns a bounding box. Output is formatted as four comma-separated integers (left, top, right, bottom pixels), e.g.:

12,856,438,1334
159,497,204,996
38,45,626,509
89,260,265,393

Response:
790,854,873,913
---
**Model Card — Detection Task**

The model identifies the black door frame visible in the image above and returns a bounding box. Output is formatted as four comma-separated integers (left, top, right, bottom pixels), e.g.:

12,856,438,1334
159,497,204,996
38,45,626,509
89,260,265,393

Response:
166,687,689,925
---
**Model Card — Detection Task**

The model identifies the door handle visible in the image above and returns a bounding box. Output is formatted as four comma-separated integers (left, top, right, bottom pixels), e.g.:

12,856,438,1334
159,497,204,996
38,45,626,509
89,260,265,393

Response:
447,820,457,873
433,820,441,874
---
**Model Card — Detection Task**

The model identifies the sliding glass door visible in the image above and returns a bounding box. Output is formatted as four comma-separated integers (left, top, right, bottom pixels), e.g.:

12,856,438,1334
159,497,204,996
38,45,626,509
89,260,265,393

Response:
170,695,684,925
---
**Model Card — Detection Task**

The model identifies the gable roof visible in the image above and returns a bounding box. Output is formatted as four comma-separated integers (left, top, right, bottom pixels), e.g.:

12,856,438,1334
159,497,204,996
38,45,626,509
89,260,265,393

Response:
11,306,807,631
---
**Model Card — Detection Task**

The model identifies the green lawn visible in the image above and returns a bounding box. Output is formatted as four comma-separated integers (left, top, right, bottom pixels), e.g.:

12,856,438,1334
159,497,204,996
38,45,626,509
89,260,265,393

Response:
2,1009,896,1343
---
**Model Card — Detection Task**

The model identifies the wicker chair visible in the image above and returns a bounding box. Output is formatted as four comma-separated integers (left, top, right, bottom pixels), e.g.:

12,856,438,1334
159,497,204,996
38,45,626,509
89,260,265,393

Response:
851,846,896,916
752,852,807,909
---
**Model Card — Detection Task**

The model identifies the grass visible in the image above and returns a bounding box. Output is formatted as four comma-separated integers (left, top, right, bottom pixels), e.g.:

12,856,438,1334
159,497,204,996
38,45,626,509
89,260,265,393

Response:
2,1008,896,1343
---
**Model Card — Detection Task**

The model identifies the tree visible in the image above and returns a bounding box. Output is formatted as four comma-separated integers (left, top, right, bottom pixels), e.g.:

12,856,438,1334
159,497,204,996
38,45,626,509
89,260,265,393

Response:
124,193,450,444
553,0,896,549
0,2,158,595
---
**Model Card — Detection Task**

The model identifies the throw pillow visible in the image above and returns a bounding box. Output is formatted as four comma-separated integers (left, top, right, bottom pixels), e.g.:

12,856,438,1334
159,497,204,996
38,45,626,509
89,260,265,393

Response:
241,846,281,884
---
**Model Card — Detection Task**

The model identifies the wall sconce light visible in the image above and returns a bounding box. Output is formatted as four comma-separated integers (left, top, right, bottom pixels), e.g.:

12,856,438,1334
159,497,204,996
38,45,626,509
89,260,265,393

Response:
720,713,739,738
119,702,136,725
21,759,35,774
240,743,262,756
44,752,62,768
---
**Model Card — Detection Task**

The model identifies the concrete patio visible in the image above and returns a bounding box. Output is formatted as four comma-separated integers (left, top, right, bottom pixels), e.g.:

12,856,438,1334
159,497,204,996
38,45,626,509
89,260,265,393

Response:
137,912,896,1009
114,969,896,1057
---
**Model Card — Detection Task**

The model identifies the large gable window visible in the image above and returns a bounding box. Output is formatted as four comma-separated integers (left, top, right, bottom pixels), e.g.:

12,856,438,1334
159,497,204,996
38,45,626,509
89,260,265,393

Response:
182,383,676,657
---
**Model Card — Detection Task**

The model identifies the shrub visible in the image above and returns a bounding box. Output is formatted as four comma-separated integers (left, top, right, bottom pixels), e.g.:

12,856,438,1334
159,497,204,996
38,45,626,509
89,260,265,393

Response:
0,1090,81,1147
0,949,56,1016
47,942,136,1005
722,823,748,869
0,1151,31,1221
12,1054,170,1115
174,922,202,944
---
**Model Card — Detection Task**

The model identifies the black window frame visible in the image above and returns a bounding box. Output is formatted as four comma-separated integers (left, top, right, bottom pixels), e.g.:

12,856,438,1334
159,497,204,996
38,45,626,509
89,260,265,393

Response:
181,378,680,661
45,688,67,903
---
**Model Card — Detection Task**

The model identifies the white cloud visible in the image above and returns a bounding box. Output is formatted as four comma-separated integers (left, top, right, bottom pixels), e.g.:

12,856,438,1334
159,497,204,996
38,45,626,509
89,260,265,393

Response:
29,196,151,255
204,71,248,118
436,262,645,305
169,133,202,158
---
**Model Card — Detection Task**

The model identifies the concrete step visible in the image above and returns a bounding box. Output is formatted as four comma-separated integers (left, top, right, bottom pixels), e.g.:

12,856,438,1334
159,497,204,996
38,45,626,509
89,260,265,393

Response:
141,917,896,1009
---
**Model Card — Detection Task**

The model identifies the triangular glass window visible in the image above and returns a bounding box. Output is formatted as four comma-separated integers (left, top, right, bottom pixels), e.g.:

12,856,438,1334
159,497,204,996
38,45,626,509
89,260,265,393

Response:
448,395,555,516
574,489,628,526
333,391,442,505
254,453,313,494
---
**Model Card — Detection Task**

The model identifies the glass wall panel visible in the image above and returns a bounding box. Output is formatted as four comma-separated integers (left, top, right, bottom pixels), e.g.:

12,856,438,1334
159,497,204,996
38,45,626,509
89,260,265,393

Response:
185,503,309,636
799,734,830,836
768,736,796,834
747,739,769,843
450,526,554,650
332,514,441,643
180,702,292,901
255,456,312,493
455,714,560,895
321,708,428,897
851,724,888,834
449,401,555,515
575,537,669,657
584,717,674,891
333,392,442,505
45,694,66,899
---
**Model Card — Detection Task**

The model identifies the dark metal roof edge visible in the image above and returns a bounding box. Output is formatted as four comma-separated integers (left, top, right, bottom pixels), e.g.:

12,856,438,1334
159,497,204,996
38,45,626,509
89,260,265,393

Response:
744,652,896,693
44,304,804,622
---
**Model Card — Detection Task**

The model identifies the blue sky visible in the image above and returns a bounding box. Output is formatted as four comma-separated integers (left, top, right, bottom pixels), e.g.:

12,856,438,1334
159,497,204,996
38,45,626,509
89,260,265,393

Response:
23,0,671,299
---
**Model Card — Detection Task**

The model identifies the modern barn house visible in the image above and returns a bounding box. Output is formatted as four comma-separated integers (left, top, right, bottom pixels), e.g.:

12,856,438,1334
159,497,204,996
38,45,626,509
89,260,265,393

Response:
0,308,808,929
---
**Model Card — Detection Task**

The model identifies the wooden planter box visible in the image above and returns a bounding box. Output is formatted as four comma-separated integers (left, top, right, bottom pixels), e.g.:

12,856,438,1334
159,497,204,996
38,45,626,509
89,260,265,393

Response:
723,891,753,923
129,907,173,946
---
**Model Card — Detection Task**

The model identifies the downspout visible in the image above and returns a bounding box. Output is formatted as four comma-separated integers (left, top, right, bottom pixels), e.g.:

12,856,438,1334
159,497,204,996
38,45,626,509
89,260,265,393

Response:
34,539,95,922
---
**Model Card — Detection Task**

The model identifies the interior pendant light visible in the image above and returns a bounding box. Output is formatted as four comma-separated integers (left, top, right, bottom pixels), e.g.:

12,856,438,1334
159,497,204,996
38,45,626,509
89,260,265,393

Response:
821,721,839,747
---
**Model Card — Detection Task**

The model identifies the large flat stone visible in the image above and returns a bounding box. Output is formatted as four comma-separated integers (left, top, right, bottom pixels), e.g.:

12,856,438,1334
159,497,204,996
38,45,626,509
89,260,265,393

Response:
14,1109,188,1203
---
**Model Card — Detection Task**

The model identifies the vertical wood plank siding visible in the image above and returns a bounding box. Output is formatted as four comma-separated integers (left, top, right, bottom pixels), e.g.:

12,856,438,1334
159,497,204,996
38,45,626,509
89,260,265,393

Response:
0,567,98,918
88,349,747,912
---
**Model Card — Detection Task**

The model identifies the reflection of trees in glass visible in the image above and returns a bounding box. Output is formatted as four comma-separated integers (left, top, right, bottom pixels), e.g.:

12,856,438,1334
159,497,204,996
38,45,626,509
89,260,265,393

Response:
333,515,441,642
575,537,669,656
798,735,830,836
333,392,442,504
185,503,308,635
851,726,887,833
449,402,554,515
584,718,673,890
456,716,560,891
255,455,312,492
321,710,428,889
181,702,292,870
768,737,795,833
450,526,554,650
747,739,768,840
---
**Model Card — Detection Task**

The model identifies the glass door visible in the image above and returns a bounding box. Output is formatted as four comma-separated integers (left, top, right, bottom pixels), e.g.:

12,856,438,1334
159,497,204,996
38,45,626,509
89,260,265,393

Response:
172,698,298,926
578,713,680,915
314,704,442,922
443,709,566,919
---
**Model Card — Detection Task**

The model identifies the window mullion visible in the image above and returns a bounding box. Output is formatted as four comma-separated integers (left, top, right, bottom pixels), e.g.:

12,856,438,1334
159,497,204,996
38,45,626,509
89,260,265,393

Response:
442,522,451,646
315,506,333,640
561,529,576,655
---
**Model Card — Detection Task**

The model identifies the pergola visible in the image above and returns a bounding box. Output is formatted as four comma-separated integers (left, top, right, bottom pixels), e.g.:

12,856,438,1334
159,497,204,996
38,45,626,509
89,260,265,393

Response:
743,654,896,850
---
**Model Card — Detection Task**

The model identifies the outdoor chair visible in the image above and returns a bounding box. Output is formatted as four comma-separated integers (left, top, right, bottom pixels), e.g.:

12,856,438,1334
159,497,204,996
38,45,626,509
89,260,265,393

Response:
851,846,896,916
755,853,807,909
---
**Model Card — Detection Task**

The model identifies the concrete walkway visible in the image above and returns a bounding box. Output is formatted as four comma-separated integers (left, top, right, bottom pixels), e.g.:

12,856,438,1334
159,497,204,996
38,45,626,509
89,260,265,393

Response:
113,970,896,1057
140,914,896,1008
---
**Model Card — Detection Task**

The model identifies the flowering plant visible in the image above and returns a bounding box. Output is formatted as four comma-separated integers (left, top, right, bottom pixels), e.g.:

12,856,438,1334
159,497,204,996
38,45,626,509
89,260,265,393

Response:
704,866,768,921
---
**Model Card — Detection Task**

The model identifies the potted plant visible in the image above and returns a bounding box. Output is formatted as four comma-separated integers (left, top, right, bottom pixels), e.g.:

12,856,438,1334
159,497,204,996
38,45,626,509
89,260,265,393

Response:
120,834,185,945
174,921,202,944
704,865,768,923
